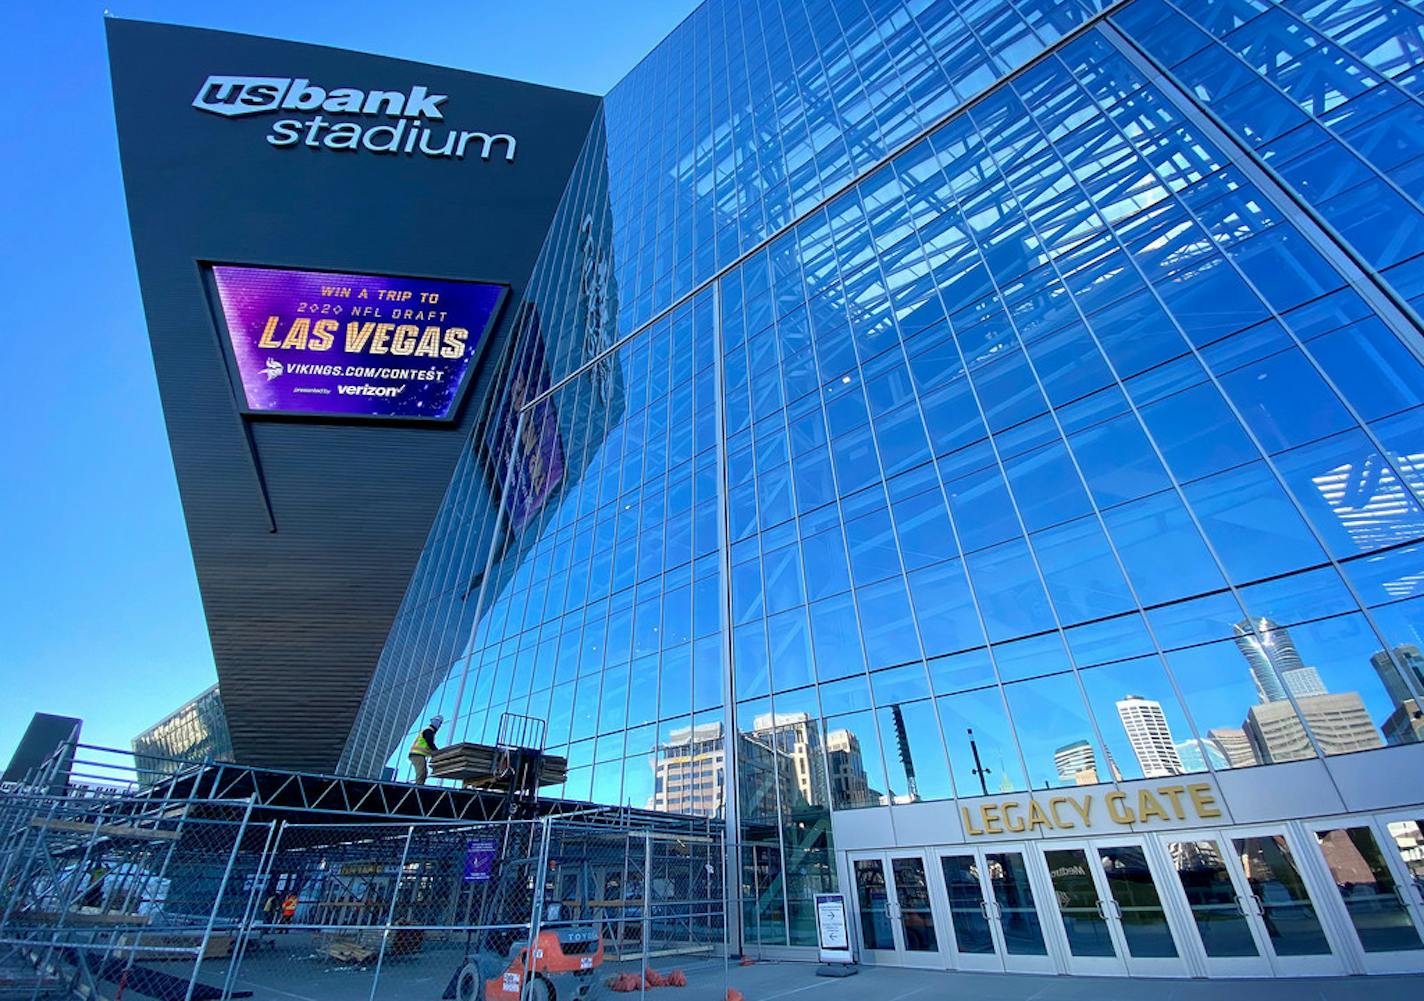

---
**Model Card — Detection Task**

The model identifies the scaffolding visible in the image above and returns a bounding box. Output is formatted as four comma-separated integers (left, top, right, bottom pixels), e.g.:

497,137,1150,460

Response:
0,742,731,1001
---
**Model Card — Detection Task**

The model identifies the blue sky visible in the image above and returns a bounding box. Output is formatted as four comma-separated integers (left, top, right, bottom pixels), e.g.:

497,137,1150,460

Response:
0,1,699,763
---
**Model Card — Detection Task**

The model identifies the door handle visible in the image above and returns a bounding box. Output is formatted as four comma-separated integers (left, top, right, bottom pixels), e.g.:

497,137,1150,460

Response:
1095,899,1109,920
1250,893,1265,917
1234,895,1251,916
979,900,991,921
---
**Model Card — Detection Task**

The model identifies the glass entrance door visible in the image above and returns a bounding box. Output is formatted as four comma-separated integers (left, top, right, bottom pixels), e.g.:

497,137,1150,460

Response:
848,852,944,967
1162,834,1274,977
936,848,1053,973
1228,829,1343,976
1041,839,1189,976
1311,819,1424,974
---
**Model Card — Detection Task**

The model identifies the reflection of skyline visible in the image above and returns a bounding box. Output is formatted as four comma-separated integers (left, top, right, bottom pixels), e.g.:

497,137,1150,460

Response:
1233,617,1383,764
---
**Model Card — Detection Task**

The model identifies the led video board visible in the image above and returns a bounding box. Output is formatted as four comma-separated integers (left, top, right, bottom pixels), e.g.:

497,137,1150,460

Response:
210,264,506,420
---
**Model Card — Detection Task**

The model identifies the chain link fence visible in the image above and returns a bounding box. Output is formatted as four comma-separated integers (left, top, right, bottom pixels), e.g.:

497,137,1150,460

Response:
0,795,737,1001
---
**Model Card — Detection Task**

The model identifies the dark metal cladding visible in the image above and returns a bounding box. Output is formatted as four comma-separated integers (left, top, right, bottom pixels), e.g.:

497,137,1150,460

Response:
106,18,601,773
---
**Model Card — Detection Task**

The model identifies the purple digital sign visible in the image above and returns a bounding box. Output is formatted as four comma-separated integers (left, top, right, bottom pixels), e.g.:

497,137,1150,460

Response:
210,264,505,420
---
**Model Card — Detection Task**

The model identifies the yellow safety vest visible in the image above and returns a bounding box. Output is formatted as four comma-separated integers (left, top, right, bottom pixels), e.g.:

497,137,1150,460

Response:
410,731,434,757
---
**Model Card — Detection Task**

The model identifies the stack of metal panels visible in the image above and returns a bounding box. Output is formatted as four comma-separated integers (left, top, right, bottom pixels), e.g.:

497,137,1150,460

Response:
429,742,568,787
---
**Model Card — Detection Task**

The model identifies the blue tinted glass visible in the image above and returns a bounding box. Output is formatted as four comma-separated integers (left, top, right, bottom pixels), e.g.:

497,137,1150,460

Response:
966,538,1058,642
1182,461,1329,581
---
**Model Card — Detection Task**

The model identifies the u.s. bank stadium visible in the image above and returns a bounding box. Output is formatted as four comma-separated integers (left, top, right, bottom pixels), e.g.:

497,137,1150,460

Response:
9,4,1424,996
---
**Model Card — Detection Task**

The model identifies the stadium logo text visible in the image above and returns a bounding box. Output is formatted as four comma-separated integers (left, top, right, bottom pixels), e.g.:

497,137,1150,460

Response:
192,75,517,161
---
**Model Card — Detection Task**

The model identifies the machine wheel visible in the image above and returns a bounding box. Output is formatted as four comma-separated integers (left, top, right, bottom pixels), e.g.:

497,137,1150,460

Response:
525,975,553,1001
453,962,481,1001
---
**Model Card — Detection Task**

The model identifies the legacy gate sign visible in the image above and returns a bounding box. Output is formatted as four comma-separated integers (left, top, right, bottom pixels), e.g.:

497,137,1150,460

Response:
193,75,518,160
961,782,1225,837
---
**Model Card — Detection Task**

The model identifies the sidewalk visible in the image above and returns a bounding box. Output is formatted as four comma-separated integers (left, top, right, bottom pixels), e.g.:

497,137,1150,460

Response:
722,960,1420,1001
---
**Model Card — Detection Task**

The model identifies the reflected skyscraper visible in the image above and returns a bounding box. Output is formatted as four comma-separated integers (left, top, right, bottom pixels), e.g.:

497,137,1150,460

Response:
1246,694,1383,763
1371,645,1424,711
1233,617,1305,704
824,728,876,808
1053,740,1098,786
1282,666,1327,698
1207,727,1260,769
1116,695,1186,778
1174,737,1228,773
650,721,725,817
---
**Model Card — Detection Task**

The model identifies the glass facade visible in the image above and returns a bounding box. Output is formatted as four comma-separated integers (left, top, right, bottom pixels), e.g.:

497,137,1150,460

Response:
341,0,1424,966
131,685,234,786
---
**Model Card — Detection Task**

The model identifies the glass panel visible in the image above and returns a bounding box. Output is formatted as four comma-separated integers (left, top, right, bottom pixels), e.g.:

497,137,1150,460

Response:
940,855,994,954
1170,840,1261,958
891,856,939,952
745,843,788,945
1232,835,1331,956
877,699,952,803
1315,826,1423,952
824,711,889,809
1384,821,1424,905
1002,673,1101,790
987,851,1048,956
939,686,1027,795
1044,848,1116,957
1096,845,1178,958
854,858,896,950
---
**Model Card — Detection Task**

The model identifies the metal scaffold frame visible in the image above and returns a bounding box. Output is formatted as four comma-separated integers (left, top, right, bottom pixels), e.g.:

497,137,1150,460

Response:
0,739,730,1001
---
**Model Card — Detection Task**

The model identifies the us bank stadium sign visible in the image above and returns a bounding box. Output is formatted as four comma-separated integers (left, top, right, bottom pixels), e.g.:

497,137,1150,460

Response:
193,75,517,162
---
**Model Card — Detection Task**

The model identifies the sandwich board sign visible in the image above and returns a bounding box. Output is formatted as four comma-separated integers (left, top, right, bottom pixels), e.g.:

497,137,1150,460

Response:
815,893,855,970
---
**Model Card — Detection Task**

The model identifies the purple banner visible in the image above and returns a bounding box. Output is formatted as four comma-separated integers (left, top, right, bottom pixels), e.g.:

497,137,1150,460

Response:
211,265,505,419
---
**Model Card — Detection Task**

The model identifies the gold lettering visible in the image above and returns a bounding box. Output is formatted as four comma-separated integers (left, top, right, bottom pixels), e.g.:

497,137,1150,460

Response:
442,326,470,359
370,323,395,353
309,318,337,351
1068,796,1094,828
981,805,1005,835
1002,801,1026,833
280,317,311,350
1137,790,1170,823
415,326,442,358
258,315,282,348
344,321,376,352
1026,800,1052,832
1159,785,1187,821
1105,791,1134,825
961,807,984,838
1187,783,1223,819
390,324,418,356
1048,796,1076,829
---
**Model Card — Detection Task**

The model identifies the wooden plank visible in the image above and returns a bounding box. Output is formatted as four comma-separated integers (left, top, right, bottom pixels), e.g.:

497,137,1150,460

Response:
32,817,180,841
26,910,151,927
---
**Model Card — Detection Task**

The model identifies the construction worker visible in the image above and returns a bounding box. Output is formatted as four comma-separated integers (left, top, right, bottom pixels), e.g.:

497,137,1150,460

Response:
79,862,108,909
280,891,298,932
408,715,444,785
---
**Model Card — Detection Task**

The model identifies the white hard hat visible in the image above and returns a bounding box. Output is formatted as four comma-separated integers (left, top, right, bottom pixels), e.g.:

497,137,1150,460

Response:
430,715,445,728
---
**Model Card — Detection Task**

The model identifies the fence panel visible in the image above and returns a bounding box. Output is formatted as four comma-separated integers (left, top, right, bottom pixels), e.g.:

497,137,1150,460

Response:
0,796,734,1001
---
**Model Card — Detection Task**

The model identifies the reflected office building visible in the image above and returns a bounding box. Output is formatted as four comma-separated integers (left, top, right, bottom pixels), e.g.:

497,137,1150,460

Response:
116,0,1424,984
